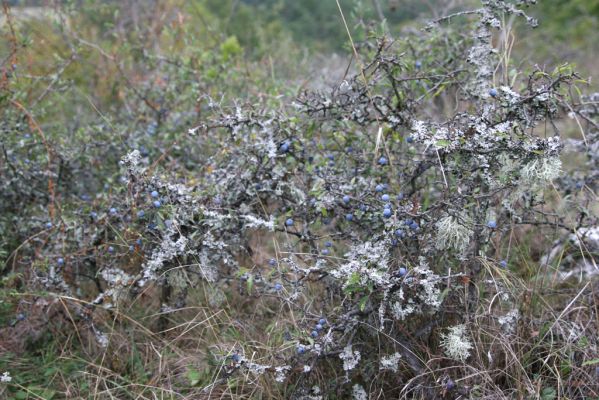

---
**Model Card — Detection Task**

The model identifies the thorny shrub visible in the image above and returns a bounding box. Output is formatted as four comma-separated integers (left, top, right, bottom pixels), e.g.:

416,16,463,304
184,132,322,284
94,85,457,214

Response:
1,0,599,398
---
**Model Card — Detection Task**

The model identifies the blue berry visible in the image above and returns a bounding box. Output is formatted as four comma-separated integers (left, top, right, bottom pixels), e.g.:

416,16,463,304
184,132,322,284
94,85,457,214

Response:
487,220,497,229
375,184,384,192
309,198,317,207
285,218,294,227
381,194,390,202
395,229,405,238
151,190,159,198
415,60,422,69
297,345,305,354
136,238,142,246
57,258,64,266
319,318,326,325
406,136,413,143
409,222,419,230
153,200,161,208
489,88,498,98
405,219,413,225
345,213,353,222
399,267,407,276
137,210,145,218
384,203,391,209
16,312,26,321
274,283,283,291
45,222,53,229
378,156,388,165
359,204,368,212
321,249,330,255
397,193,404,200
383,208,392,218
280,141,290,152
327,154,334,161
129,245,135,252
108,246,115,253
90,211,98,219
109,207,117,215
325,241,333,247
310,330,318,338
269,258,276,266
499,260,507,268
343,195,350,204
232,353,242,362
315,323,323,331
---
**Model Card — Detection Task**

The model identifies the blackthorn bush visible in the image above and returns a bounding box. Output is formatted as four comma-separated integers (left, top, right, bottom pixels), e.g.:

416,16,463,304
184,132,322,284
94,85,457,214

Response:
1,0,598,398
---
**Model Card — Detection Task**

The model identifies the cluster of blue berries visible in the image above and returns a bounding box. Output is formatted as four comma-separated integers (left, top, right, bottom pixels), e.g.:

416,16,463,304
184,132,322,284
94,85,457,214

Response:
151,190,161,208
321,240,333,255
310,318,327,339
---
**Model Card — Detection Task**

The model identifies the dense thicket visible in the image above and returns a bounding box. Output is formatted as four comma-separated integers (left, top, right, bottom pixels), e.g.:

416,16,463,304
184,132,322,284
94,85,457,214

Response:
1,1,598,399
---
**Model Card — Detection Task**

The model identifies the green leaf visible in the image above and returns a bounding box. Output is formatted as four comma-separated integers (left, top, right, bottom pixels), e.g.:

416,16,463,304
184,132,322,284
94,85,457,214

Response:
582,358,599,366
40,389,55,400
187,369,201,386
236,267,249,278
439,288,450,302
541,386,556,400
358,296,369,312
432,83,448,97
15,392,28,400
347,272,360,286
344,273,365,295
435,139,450,148
187,368,201,386
247,275,254,294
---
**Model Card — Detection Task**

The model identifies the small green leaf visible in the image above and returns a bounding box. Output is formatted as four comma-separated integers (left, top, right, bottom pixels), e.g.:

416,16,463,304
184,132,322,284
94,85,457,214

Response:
541,386,556,400
187,368,201,386
435,139,450,148
15,391,28,400
439,288,450,301
358,296,369,312
247,275,254,294
347,272,360,286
